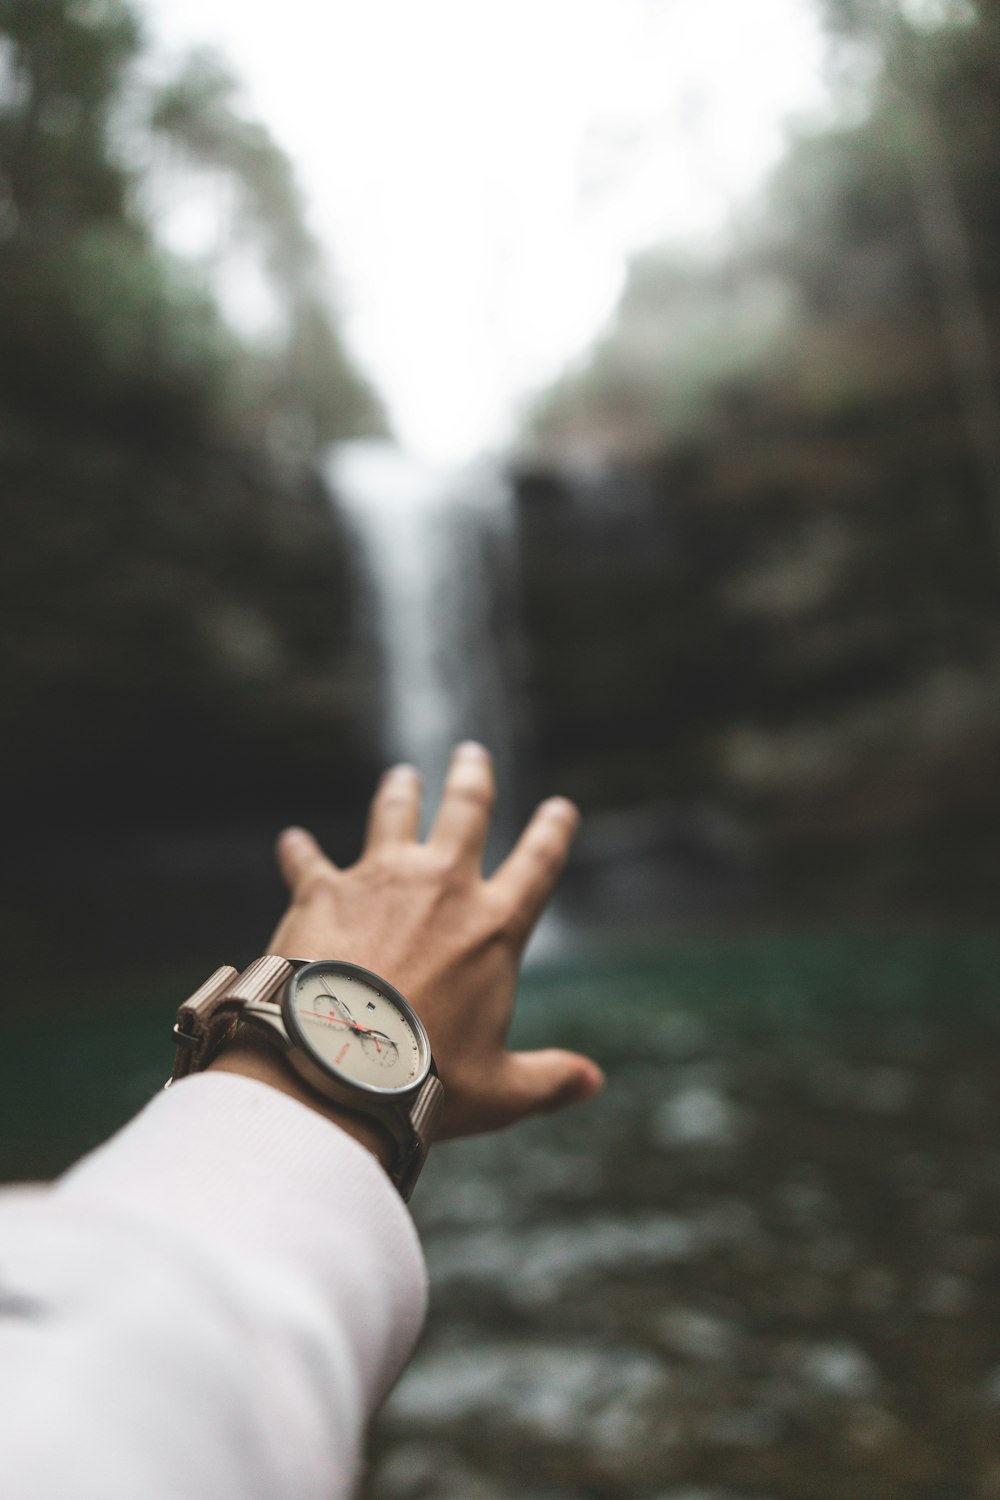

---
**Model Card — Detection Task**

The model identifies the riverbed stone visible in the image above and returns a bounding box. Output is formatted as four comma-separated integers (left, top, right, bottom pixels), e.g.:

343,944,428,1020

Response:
653,1079,748,1151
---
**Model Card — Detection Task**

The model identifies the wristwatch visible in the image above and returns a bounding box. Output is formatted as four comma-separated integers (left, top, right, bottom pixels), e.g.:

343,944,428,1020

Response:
168,955,445,1200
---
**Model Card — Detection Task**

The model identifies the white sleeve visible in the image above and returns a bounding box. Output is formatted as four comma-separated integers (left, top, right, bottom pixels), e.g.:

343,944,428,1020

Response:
0,1073,428,1500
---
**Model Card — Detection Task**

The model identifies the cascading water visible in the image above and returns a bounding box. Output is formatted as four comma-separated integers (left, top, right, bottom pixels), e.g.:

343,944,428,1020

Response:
326,441,520,848
328,443,742,936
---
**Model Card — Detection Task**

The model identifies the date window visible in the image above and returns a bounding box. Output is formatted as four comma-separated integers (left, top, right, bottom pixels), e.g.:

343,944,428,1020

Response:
366,1001,376,1012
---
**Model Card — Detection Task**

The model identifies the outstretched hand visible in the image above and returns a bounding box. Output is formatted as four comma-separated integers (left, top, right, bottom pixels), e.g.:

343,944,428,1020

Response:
267,742,603,1139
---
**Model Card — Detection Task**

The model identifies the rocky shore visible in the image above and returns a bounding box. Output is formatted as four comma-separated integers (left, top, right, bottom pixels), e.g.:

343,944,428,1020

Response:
366,938,1000,1500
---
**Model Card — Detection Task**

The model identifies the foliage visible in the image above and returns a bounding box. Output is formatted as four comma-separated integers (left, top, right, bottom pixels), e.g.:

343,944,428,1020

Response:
149,50,384,447
0,0,383,834
521,0,1000,908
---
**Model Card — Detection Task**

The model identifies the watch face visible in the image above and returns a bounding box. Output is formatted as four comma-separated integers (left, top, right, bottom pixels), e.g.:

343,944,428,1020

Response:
284,961,430,1095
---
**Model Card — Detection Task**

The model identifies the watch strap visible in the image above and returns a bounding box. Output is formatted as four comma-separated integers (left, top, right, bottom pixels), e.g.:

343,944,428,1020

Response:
170,964,241,1079
170,956,443,1201
395,1072,445,1200
223,953,294,1010
171,956,294,1081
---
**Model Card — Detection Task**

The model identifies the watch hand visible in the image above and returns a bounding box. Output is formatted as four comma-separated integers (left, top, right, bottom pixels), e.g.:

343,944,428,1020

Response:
299,1008,382,1044
318,989,354,1022
299,1009,398,1060
299,1008,366,1034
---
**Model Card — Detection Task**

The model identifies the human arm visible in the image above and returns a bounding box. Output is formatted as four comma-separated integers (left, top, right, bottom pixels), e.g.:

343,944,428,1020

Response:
0,1075,424,1500
212,740,603,1140
0,743,602,1500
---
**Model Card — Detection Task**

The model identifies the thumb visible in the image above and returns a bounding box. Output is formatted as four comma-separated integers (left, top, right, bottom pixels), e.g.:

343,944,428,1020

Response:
275,826,332,894
504,1048,605,1119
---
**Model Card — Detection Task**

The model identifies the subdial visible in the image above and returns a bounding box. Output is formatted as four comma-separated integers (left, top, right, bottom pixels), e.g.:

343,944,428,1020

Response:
360,1029,399,1068
318,990,354,1026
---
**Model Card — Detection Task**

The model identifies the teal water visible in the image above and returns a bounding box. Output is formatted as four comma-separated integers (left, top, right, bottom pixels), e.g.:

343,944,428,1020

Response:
374,935,1000,1500
4,935,1000,1497
4,934,999,1182
0,966,190,1182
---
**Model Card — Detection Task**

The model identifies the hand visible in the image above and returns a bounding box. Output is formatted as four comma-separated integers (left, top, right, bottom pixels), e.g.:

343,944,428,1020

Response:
266,742,604,1139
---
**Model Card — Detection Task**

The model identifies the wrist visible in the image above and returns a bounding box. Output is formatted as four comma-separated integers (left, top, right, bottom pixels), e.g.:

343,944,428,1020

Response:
207,1043,396,1171
172,955,442,1200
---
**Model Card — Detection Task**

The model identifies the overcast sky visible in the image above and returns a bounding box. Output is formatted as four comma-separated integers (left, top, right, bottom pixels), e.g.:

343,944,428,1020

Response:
140,0,832,462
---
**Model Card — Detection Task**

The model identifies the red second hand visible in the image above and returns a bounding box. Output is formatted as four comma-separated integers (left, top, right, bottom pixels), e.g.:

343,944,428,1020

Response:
300,1008,383,1052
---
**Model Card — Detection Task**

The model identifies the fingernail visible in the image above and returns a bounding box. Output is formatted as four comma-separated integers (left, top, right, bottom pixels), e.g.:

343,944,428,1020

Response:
455,740,488,760
542,796,578,822
550,1062,604,1110
577,1063,605,1100
280,826,308,842
384,762,419,781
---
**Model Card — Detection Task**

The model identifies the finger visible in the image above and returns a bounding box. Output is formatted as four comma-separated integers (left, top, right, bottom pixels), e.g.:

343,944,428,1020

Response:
503,1048,605,1120
276,826,334,895
490,796,579,939
427,741,495,864
365,763,422,849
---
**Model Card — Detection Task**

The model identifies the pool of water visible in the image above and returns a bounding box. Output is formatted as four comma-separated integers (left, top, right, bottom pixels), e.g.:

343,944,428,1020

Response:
4,934,1000,1497
369,936,1000,1500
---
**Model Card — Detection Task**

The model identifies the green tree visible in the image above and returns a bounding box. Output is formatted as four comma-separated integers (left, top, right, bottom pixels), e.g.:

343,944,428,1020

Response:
0,0,382,836
150,51,384,446
522,0,1000,909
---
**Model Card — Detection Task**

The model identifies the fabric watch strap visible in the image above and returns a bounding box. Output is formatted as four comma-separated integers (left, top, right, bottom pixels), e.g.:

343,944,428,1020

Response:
170,956,443,1200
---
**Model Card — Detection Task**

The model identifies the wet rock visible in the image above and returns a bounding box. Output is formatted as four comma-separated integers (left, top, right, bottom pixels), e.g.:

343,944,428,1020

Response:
808,1232,857,1275
698,1405,784,1448
846,1406,903,1453
373,1443,513,1500
655,1306,741,1362
779,1272,834,1318
386,1340,667,1445
856,1066,916,1115
796,1341,880,1398
426,1213,706,1305
653,1077,747,1150
776,1169,837,1232
417,1177,511,1230
916,1270,970,1316
851,1266,898,1313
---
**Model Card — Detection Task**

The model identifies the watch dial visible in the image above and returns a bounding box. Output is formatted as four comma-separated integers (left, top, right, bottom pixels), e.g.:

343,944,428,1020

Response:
288,965,427,1092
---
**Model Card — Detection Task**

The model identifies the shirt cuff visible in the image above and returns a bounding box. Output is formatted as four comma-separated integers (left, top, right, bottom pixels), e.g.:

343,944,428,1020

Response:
56,1072,428,1403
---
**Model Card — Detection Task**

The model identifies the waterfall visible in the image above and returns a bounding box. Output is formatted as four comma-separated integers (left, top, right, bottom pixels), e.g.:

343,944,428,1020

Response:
326,441,520,848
